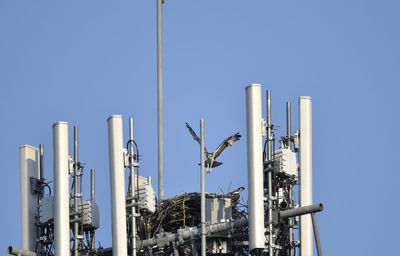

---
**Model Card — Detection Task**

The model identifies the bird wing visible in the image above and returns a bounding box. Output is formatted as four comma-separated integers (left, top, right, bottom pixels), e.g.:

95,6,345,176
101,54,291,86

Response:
186,122,209,153
213,133,241,159
185,122,201,144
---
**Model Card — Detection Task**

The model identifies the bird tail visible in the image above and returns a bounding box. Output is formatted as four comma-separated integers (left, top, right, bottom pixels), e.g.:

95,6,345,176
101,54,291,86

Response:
197,160,223,168
211,161,223,168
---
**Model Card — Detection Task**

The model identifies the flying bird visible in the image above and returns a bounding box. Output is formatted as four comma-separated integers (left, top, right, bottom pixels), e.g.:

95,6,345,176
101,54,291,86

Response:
185,122,241,172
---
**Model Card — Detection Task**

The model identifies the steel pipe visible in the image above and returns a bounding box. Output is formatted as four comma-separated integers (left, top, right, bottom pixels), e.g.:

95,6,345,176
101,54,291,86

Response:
53,121,70,256
39,144,44,181
200,119,206,256
129,117,137,256
137,218,248,249
280,203,323,219
90,168,96,252
107,115,128,256
91,168,95,201
266,90,274,256
245,84,265,251
311,213,322,256
157,0,164,202
286,101,292,149
8,246,36,256
73,126,79,256
286,101,291,139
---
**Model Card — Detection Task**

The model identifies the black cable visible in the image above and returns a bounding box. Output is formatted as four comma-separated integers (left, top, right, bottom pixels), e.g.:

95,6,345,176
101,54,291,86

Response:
70,179,75,194
126,138,143,251
126,139,140,203
263,138,267,162
126,139,139,162
41,184,52,196
127,172,132,194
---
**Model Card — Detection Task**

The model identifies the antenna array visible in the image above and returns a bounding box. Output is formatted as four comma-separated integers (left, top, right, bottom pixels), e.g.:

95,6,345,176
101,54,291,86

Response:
8,86,323,256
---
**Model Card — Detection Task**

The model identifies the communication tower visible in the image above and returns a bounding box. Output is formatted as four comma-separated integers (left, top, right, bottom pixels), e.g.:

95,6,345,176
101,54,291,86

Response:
8,85,323,256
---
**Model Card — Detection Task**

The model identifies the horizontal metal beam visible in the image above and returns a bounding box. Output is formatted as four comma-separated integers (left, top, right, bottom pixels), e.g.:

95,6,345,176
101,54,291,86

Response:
8,246,36,256
99,203,323,254
280,203,323,219
136,218,248,249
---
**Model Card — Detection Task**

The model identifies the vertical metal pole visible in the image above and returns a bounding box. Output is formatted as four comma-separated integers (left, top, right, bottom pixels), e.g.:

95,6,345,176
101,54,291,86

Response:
39,144,44,181
286,101,292,147
90,169,96,250
91,169,95,201
173,242,180,256
266,91,272,160
90,168,96,251
38,143,45,254
129,117,137,256
157,0,164,201
192,241,198,256
266,90,274,256
73,126,79,256
19,145,40,252
245,84,265,252
53,122,70,256
286,101,293,255
200,119,206,256
311,213,322,256
289,189,294,256
299,96,313,256
107,115,128,256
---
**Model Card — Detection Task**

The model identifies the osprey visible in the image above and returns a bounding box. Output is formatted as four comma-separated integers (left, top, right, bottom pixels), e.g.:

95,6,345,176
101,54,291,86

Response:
185,122,241,172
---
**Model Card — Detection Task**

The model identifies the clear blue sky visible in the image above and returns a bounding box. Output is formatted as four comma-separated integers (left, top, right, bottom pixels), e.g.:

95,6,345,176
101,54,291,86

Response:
1,1,399,255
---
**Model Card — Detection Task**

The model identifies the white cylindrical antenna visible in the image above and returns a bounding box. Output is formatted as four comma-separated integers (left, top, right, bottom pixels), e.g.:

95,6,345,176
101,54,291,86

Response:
53,121,70,256
245,84,265,252
107,115,128,256
19,145,40,252
299,96,313,256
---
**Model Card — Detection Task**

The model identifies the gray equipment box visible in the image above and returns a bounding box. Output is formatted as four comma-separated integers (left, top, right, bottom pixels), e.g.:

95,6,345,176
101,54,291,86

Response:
39,196,54,224
137,183,156,213
274,148,298,179
38,197,99,229
77,200,100,229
